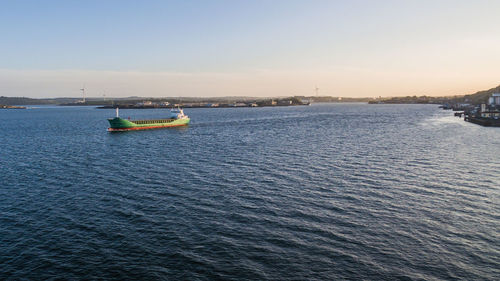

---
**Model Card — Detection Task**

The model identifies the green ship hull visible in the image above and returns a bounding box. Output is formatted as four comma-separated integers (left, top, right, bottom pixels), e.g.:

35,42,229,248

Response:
108,117,190,131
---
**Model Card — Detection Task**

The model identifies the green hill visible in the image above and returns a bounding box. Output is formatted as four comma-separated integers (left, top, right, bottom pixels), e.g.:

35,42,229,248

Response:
369,84,500,104
463,85,500,104
0,96,79,105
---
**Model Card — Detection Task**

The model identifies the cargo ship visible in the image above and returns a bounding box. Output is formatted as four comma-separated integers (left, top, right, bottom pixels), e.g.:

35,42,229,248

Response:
107,107,190,131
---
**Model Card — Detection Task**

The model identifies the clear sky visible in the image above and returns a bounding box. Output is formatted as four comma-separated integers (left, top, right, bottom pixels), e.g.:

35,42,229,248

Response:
1,0,499,98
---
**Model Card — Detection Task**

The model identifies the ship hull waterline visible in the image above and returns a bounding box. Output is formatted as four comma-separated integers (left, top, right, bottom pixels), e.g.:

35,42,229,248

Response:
107,117,190,132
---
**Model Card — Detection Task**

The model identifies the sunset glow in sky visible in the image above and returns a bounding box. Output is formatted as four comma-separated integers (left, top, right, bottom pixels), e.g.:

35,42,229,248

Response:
1,0,499,98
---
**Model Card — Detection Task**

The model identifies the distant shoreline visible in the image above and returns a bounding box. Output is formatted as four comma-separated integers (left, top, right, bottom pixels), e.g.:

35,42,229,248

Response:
95,103,310,109
0,104,26,109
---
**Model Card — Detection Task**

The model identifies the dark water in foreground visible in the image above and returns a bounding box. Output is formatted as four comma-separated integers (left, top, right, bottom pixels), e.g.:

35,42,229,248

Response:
1,104,499,280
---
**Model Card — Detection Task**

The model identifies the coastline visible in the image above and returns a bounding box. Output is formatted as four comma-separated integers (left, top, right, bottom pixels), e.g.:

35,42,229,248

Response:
1,104,26,109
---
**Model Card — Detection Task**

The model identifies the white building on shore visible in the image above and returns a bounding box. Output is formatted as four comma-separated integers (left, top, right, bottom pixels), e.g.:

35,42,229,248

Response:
488,93,500,105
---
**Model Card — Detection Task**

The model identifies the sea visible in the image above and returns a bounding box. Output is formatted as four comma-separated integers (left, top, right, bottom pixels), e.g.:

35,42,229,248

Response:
1,103,499,280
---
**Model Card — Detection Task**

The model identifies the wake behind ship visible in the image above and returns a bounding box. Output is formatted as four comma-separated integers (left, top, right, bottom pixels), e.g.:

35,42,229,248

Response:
107,108,190,131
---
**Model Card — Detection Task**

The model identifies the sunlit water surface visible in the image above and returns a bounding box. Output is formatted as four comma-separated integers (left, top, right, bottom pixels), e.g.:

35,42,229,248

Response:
1,104,499,280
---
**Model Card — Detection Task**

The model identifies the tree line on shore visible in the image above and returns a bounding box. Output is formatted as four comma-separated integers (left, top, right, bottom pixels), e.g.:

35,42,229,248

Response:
0,95,371,106
369,85,500,105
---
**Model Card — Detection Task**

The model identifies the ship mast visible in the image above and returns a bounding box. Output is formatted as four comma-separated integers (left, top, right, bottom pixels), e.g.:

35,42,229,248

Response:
116,107,119,117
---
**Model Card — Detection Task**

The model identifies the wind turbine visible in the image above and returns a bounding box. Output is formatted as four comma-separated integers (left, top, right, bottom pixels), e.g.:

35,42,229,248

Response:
80,85,86,103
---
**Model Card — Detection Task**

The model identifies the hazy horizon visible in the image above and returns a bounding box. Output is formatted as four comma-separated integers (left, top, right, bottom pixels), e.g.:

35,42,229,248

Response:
1,0,500,98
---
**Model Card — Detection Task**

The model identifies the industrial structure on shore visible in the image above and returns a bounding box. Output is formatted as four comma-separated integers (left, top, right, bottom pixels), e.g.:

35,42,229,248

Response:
461,93,500,126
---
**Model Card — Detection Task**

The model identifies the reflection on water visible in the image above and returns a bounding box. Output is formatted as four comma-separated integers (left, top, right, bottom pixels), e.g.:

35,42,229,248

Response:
0,104,499,280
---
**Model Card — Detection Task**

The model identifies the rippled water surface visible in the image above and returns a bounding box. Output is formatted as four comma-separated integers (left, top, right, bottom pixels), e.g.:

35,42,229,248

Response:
1,104,499,280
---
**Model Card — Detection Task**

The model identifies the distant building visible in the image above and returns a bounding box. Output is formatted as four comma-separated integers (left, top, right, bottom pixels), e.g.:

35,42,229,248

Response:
488,93,500,105
480,93,500,118
137,100,153,106
278,100,293,105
